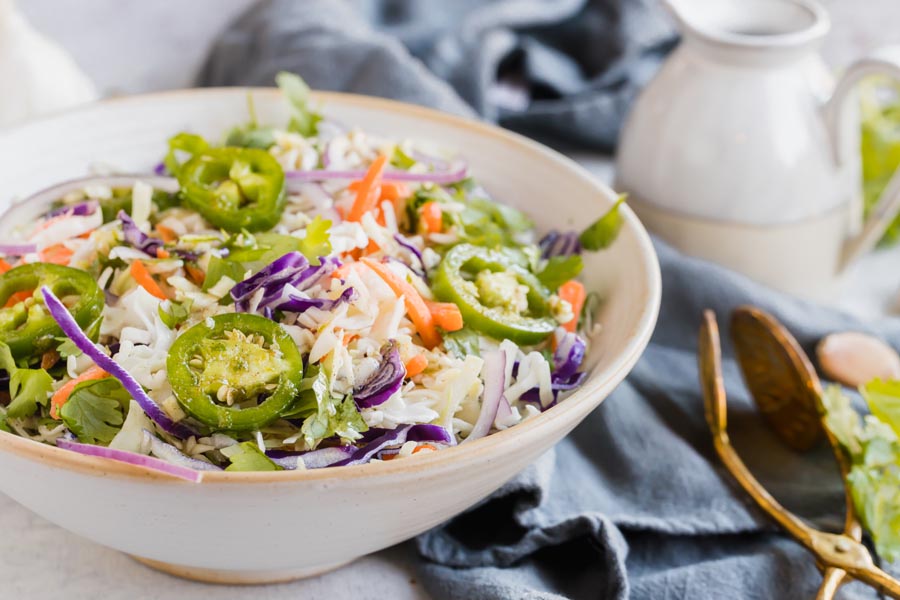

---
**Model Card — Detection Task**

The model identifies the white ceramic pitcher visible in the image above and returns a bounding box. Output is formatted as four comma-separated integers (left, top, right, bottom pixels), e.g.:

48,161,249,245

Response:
615,0,900,299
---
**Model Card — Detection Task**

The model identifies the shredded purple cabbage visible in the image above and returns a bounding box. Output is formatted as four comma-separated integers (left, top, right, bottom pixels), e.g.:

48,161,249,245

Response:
278,286,357,314
47,200,98,219
393,233,427,278
331,424,453,467
118,211,164,257
553,331,586,381
519,331,587,409
231,252,343,314
354,341,406,409
538,230,582,259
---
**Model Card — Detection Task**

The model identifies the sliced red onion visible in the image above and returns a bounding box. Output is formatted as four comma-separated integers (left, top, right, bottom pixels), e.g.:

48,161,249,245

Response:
119,211,164,257
539,230,582,259
464,350,506,443
42,286,197,439
143,429,222,472
267,446,355,470
153,162,167,176
354,341,406,409
331,424,452,467
285,162,468,185
0,242,37,256
56,438,203,482
46,200,99,219
495,396,513,424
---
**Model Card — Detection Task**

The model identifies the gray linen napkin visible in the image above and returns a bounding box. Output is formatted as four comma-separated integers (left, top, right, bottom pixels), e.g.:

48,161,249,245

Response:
198,0,675,150
199,3,898,597
416,238,900,599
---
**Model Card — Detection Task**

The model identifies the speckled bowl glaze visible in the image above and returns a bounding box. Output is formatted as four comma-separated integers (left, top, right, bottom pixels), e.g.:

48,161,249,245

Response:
0,90,660,584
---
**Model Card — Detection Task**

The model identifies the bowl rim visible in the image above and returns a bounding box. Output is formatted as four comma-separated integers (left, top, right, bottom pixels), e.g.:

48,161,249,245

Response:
0,88,661,484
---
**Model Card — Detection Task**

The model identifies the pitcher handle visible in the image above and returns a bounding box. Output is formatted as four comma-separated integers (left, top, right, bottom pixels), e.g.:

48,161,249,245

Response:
825,46,900,269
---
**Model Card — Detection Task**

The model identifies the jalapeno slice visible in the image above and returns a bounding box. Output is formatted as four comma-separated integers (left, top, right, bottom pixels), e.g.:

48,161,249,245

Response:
166,313,303,431
0,264,104,361
432,244,557,346
177,147,286,233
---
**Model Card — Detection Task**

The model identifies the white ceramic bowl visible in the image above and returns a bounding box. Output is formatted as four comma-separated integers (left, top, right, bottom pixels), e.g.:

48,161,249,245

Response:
0,90,660,584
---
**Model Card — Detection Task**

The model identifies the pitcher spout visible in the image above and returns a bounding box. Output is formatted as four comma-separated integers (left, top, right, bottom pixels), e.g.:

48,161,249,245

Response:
664,0,829,65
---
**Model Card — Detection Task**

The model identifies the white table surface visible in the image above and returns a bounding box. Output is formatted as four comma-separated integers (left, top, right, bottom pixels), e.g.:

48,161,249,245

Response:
4,2,900,598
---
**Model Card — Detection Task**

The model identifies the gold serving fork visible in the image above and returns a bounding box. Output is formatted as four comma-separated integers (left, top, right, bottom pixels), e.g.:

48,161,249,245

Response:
699,307,900,600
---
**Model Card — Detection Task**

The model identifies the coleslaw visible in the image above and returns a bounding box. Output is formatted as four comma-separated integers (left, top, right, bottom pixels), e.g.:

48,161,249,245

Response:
0,74,623,479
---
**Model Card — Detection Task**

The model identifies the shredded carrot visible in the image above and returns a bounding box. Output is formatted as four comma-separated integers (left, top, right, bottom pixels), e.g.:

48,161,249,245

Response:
360,257,440,349
50,365,109,419
425,300,463,332
0,260,12,274
332,263,354,280
420,202,443,233
347,155,388,222
558,280,586,333
156,248,171,259
39,244,74,265
405,354,428,378
412,444,437,454
364,239,380,255
185,263,206,286
156,225,177,243
379,182,410,201
130,260,167,300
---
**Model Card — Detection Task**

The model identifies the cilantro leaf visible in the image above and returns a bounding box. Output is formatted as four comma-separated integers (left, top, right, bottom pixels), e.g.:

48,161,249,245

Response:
0,340,16,374
822,385,900,562
298,216,332,264
442,327,481,360
580,194,626,251
223,441,282,472
7,369,54,419
0,411,10,433
537,255,584,290
203,255,246,292
299,365,367,449
862,379,900,438
59,378,129,444
158,299,192,329
276,72,322,138
0,340,53,419
55,337,82,359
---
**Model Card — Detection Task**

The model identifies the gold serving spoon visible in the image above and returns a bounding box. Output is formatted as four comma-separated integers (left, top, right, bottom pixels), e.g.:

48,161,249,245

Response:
699,307,900,600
